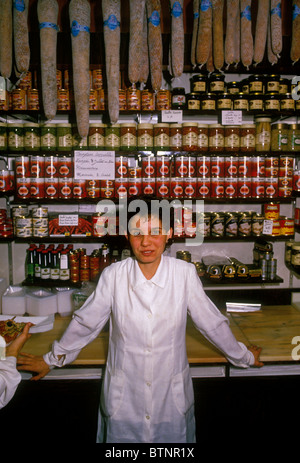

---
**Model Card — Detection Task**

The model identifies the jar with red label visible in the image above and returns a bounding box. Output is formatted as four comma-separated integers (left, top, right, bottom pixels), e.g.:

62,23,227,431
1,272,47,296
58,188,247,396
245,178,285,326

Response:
128,178,142,197
224,156,238,177
238,177,251,198
224,178,238,198
16,177,31,199
142,154,156,177
115,156,128,178
114,178,128,199
175,155,189,177
170,124,182,151
155,90,171,110
154,124,169,150
101,179,115,199
170,177,184,198
45,156,59,178
30,178,45,199
126,85,141,110
197,178,210,198
265,177,278,198
73,179,86,199
251,177,265,198
30,155,45,178
240,124,256,152
184,178,197,198
210,178,225,199
86,180,100,198
137,124,153,150
198,124,209,151
293,170,300,191
208,124,224,151
224,126,240,152
0,170,10,192
210,156,224,177
120,123,137,151
238,156,252,177
197,156,210,177
182,123,198,151
156,177,170,198
58,155,73,178
142,177,156,195
251,156,265,177
141,89,154,110
44,178,59,199
59,178,73,199
15,156,30,178
156,154,171,177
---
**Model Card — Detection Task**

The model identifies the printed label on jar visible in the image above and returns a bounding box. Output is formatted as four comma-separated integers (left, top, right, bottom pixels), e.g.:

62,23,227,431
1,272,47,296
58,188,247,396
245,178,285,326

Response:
197,178,210,197
209,134,224,147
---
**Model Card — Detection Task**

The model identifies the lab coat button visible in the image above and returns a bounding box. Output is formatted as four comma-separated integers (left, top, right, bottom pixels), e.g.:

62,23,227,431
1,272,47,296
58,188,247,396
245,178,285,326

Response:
147,313,152,319
146,381,151,387
146,415,150,420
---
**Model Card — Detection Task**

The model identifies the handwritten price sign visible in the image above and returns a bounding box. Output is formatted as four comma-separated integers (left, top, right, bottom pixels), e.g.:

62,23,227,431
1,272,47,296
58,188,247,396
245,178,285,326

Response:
74,150,115,180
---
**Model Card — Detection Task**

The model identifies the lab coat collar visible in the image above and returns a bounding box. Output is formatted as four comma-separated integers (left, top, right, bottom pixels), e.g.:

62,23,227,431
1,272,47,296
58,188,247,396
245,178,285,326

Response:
131,255,167,289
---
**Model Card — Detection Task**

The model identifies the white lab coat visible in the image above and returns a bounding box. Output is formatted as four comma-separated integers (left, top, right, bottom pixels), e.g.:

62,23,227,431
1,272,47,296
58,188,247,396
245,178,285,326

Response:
0,357,21,409
44,256,254,443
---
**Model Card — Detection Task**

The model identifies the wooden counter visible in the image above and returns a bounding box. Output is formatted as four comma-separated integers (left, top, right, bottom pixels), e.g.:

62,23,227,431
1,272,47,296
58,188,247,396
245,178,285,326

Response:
22,304,300,365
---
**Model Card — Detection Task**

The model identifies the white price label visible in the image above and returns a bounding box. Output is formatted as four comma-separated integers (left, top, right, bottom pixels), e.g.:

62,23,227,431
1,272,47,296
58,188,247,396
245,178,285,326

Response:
263,219,273,235
161,110,183,123
74,150,115,180
221,110,243,125
59,214,79,226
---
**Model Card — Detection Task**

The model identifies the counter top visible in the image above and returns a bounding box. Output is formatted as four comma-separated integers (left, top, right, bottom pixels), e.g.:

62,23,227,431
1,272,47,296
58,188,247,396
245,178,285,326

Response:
22,304,300,365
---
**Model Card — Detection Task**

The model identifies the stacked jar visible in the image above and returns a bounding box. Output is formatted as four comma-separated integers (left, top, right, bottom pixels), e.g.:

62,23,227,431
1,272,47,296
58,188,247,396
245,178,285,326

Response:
114,155,127,199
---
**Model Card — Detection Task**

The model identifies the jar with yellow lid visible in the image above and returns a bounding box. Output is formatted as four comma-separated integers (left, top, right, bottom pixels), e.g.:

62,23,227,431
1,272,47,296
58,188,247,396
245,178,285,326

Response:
255,116,271,151
280,93,295,113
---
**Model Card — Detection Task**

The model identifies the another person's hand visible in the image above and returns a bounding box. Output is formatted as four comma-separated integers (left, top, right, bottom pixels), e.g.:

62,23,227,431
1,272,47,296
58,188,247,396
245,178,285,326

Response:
17,353,50,381
6,323,33,358
248,345,264,367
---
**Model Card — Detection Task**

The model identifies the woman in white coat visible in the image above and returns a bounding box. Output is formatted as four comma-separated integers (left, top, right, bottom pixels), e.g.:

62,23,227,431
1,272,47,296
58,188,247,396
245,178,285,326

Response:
0,323,32,409
18,202,263,443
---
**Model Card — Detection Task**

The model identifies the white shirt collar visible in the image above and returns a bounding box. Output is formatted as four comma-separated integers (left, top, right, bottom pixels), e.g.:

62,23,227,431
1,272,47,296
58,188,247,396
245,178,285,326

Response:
131,255,167,289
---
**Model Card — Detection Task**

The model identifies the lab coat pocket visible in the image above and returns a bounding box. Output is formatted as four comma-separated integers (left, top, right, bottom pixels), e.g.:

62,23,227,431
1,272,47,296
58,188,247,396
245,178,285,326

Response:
172,364,194,416
101,367,125,418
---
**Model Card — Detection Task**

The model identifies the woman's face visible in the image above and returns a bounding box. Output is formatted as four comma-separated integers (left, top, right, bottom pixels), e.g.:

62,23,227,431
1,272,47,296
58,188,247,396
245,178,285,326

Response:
128,214,172,269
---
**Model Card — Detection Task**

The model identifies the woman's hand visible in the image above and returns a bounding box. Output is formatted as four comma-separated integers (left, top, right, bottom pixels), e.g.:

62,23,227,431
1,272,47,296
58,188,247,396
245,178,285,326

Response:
6,323,32,358
248,345,264,367
17,353,50,381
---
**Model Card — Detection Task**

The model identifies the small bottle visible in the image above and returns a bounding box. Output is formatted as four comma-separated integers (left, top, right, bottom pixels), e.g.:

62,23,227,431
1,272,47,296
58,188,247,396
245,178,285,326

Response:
111,246,120,263
41,250,50,280
100,244,110,273
26,246,35,282
50,250,60,280
60,249,70,282
34,247,43,280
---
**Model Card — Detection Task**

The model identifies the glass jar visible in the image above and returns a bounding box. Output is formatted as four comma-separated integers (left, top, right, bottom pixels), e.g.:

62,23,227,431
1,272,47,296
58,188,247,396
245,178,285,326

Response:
171,87,186,109
248,93,264,113
271,123,289,151
198,124,209,152
137,123,153,150
249,74,264,93
255,116,271,151
226,81,240,94
241,77,250,94
264,92,280,113
154,123,170,150
291,244,300,271
120,123,137,151
217,93,232,110
266,74,280,93
224,126,240,152
280,93,295,113
182,123,198,151
105,124,120,150
156,89,171,110
24,123,40,151
279,78,290,94
240,124,256,152
233,93,248,110
288,124,300,151
186,93,201,110
41,123,57,151
191,74,207,93
208,124,224,152
126,84,141,110
0,123,7,151
209,72,225,94
8,123,24,151
88,123,106,149
201,93,216,111
57,123,72,151
170,123,182,151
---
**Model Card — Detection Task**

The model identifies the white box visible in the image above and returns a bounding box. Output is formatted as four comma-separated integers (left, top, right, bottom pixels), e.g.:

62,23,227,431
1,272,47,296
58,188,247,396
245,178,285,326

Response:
2,286,27,315
26,289,58,316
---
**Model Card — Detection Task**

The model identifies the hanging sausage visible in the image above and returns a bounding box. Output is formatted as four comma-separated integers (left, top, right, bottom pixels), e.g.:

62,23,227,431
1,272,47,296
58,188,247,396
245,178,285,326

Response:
191,0,200,68
69,0,91,138
13,0,30,76
212,0,224,70
169,0,184,77
253,0,269,66
0,0,13,79
37,0,59,121
102,0,121,124
128,0,146,85
270,0,282,58
240,0,253,69
146,0,162,92
225,0,239,68
196,0,213,68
